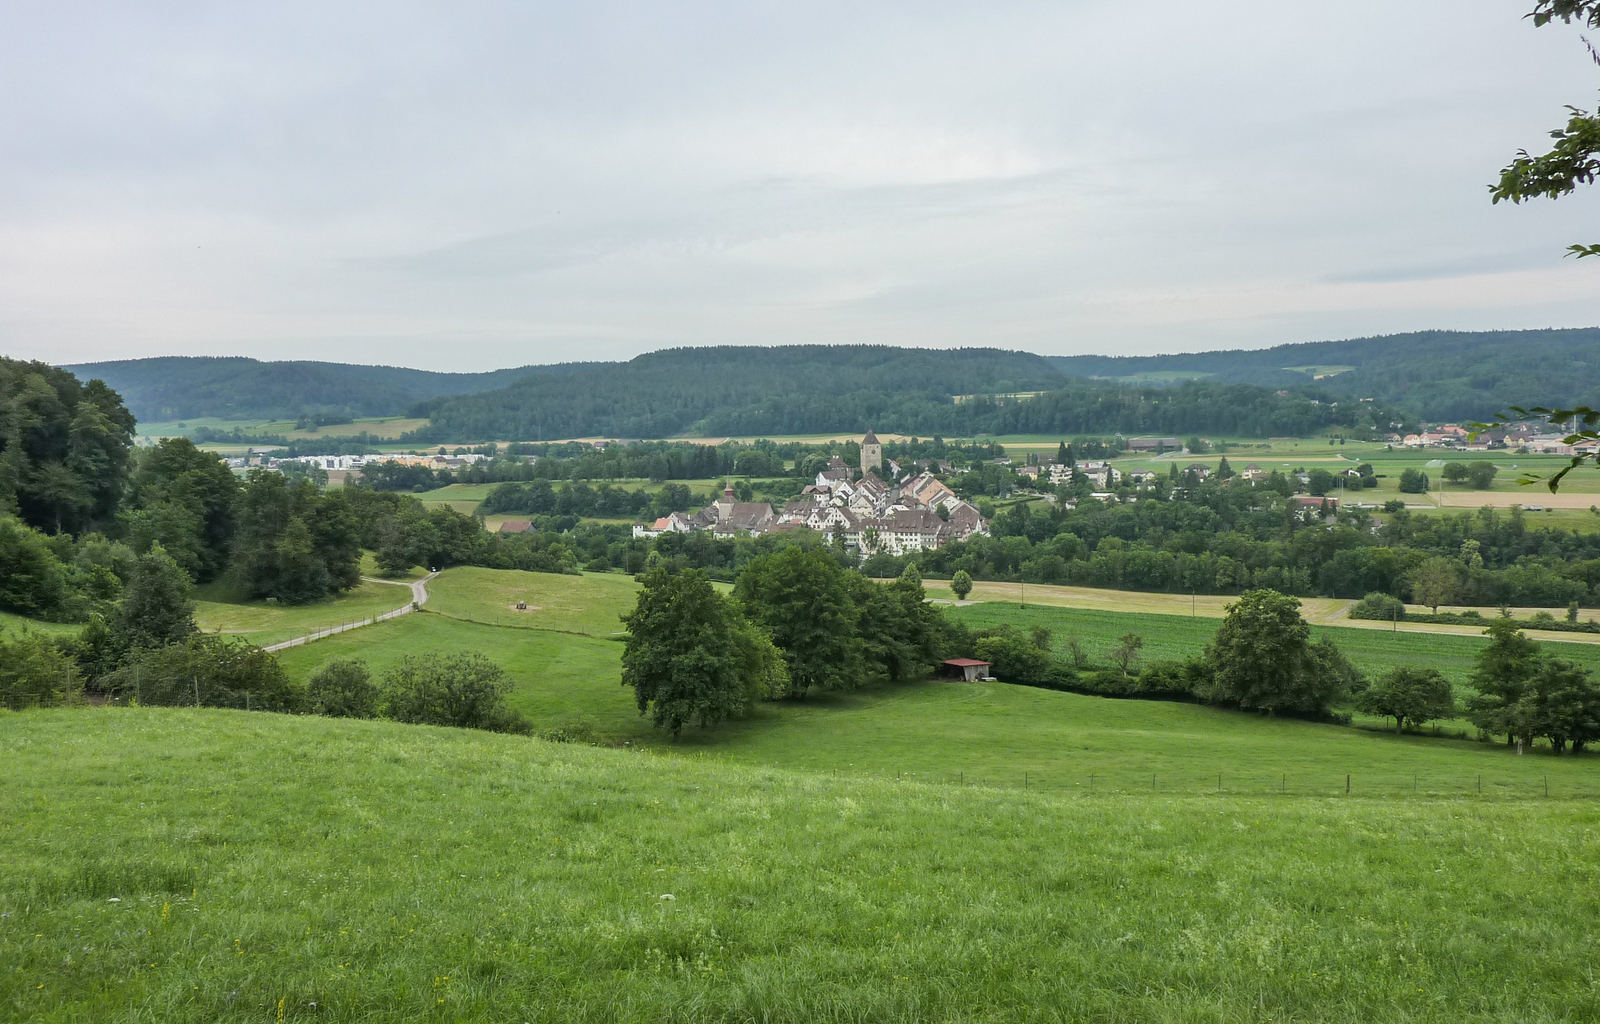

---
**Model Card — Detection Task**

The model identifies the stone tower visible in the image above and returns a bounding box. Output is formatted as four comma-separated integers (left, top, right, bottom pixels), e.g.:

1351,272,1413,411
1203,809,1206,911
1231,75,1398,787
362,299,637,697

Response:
860,429,882,475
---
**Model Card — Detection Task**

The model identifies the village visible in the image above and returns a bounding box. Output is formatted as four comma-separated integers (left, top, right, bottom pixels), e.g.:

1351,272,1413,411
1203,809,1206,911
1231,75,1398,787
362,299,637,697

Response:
633,431,990,557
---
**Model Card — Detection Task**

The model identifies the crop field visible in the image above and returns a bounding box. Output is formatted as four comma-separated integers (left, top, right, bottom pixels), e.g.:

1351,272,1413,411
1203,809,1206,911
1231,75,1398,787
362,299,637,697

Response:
947,601,1600,695
136,416,427,442
191,580,411,647
5,708,1600,1023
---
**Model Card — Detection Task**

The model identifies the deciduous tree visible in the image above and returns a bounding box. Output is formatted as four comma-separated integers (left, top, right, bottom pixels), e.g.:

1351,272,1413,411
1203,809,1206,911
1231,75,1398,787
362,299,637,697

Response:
621,567,784,735
1358,667,1455,732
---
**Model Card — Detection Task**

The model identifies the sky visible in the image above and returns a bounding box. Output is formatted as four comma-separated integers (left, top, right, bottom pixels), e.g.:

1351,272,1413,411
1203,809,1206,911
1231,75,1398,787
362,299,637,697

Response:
3,0,1598,372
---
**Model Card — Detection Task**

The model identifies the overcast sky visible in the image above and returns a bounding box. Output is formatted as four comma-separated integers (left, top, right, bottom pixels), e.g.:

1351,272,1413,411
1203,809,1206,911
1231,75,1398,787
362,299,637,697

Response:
3,0,1598,371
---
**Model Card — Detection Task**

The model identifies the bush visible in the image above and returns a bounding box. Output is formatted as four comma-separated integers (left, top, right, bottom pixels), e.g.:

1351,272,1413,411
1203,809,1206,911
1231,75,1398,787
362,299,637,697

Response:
1349,592,1406,621
100,636,303,711
307,659,379,718
380,652,531,734
0,630,79,710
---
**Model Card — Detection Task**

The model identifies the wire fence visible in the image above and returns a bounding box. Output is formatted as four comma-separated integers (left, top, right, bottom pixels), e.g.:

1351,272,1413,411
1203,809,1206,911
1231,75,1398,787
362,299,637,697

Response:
815,765,1600,800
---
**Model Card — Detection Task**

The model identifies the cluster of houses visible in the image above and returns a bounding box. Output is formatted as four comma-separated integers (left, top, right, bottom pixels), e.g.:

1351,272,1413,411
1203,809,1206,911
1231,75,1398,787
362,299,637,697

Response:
224,451,491,472
633,431,989,557
1395,422,1598,456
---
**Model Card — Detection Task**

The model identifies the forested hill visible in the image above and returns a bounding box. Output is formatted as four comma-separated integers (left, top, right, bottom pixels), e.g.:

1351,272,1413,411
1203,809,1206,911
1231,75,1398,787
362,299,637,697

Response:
411,345,1066,439
61,356,575,423
408,345,1392,441
1049,327,1600,422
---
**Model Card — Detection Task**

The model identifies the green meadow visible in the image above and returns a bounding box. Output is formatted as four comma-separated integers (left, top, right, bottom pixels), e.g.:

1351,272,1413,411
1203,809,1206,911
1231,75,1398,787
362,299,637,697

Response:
948,601,1600,693
4,708,1599,1024
192,579,413,647
260,568,1600,797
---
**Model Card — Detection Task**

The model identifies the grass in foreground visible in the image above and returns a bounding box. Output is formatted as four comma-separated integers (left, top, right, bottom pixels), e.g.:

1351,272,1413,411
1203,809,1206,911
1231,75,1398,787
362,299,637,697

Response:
3,708,1598,1024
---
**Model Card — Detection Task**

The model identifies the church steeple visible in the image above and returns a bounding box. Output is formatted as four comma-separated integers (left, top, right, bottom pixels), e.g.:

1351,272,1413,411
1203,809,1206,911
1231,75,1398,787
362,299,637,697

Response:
860,429,882,474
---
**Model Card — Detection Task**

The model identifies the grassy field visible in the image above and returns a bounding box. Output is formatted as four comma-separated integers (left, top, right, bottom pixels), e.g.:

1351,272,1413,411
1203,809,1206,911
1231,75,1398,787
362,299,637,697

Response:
5,707,1600,1023
0,610,78,638
191,580,412,647
424,566,640,635
137,416,428,442
258,568,1600,795
948,600,1600,694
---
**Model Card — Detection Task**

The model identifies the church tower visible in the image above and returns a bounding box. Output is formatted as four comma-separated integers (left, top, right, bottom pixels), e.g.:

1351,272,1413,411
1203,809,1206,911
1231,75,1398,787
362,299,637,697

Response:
860,429,882,475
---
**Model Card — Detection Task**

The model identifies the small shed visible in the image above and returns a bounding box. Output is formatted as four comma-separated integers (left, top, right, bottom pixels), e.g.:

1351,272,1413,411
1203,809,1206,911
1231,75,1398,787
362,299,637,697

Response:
942,658,993,682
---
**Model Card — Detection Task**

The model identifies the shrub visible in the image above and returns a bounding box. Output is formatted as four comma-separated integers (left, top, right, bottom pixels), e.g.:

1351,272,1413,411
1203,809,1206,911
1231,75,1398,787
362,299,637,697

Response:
307,659,379,718
1349,592,1406,621
380,652,531,734
100,636,303,711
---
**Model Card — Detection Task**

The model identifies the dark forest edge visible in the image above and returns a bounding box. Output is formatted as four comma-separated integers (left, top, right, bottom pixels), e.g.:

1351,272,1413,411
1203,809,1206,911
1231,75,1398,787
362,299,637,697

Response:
67,328,1600,437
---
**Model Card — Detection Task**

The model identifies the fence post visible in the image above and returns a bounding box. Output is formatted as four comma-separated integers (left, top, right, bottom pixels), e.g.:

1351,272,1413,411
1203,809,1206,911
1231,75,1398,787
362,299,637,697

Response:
1024,771,1028,790
1345,774,1350,795
1218,772,1222,793
1477,775,1481,794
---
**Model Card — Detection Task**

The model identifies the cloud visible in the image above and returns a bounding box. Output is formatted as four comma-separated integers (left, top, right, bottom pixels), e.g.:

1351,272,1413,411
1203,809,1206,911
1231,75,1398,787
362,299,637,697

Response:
1,0,1596,371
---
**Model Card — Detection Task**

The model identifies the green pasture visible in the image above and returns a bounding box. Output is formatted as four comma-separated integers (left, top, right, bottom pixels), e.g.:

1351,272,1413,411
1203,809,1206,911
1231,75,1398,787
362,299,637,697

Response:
272,614,638,737
192,580,412,647
260,568,1600,793
0,610,77,638
424,567,640,635
949,601,1600,697
414,482,501,504
5,708,1600,1023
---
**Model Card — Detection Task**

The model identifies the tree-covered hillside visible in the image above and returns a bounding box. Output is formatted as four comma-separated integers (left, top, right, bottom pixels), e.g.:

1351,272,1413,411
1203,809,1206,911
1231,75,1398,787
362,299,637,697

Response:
1049,328,1600,421
408,345,1389,440
410,345,1067,439
63,356,576,423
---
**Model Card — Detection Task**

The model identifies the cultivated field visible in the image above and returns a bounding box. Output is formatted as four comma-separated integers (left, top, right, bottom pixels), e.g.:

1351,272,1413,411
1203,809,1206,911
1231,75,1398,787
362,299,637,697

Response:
4,708,1599,1023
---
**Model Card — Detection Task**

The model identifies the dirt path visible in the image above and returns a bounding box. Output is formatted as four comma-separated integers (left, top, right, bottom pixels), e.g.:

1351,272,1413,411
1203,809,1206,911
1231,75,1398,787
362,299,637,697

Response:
263,572,437,653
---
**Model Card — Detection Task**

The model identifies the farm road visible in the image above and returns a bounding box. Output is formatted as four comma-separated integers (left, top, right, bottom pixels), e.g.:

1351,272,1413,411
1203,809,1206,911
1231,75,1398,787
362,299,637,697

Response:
263,572,437,653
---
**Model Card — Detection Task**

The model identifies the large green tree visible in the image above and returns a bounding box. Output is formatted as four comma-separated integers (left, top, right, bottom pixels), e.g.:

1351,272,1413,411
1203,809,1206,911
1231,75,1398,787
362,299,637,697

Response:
125,437,239,582
230,471,360,603
734,546,864,698
1467,619,1543,744
1205,589,1350,716
0,359,134,535
621,567,786,736
110,544,196,653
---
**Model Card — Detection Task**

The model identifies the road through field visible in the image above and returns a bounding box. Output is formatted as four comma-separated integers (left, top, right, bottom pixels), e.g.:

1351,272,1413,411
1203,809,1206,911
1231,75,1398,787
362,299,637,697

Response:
263,572,437,652
946,579,1600,648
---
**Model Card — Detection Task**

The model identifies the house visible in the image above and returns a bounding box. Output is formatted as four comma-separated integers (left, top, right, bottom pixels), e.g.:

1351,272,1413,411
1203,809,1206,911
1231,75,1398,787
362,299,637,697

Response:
498,519,533,535
941,658,993,682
